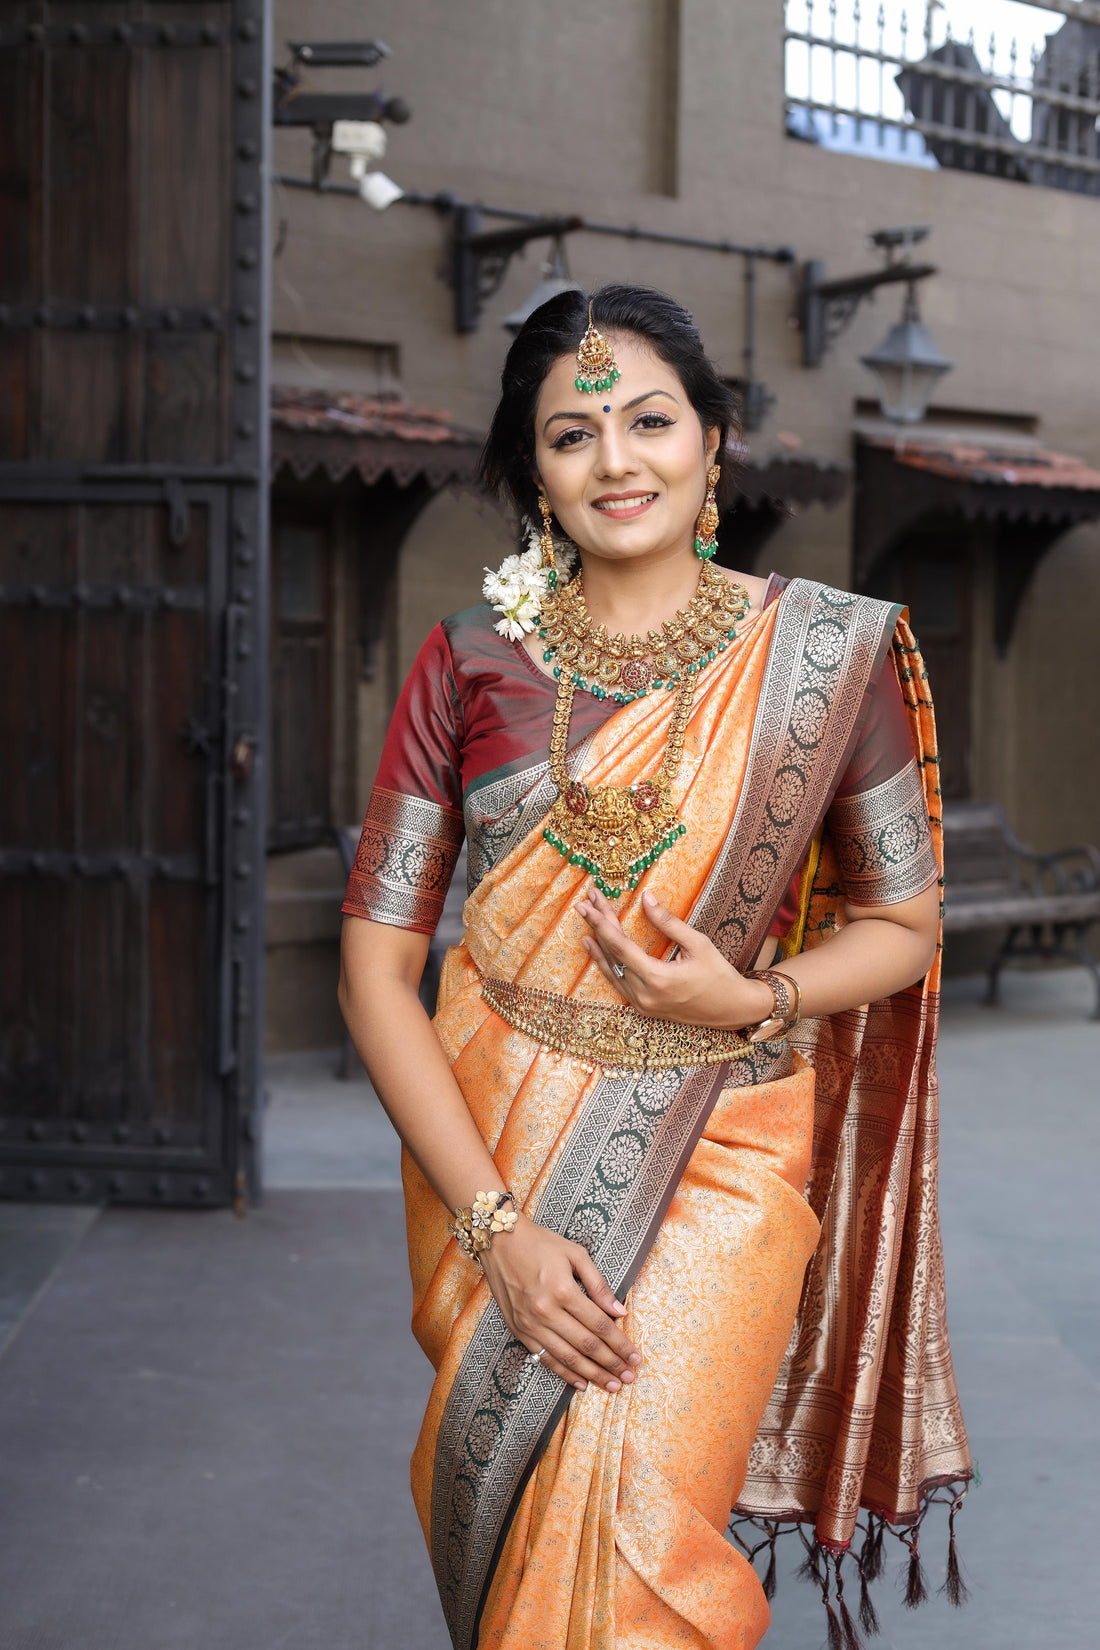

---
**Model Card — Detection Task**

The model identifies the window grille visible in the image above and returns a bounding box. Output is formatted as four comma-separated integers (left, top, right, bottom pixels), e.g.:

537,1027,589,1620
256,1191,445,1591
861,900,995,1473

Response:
784,0,1100,193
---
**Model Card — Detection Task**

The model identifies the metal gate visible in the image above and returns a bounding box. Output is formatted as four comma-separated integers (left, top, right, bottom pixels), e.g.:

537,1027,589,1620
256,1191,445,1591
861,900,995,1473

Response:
0,3,270,1208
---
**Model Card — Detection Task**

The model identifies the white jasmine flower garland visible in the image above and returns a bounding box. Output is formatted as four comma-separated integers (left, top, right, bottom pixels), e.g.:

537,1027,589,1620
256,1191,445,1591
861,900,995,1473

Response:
483,520,577,641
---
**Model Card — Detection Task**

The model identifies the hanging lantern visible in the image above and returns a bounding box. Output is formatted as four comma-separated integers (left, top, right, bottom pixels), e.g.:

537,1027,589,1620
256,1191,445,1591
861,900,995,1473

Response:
860,281,954,424
502,239,581,333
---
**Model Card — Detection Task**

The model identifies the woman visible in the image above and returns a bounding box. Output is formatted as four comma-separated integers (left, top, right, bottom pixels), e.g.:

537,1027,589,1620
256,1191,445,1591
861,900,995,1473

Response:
339,286,970,1650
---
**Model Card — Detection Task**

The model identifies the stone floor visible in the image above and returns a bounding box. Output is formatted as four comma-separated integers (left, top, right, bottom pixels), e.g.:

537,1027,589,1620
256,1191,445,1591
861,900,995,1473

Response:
0,966,1097,1650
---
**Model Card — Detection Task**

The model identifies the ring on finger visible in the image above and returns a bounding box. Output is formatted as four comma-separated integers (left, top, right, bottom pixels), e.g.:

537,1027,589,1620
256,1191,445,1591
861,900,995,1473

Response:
526,1347,547,1366
611,961,626,980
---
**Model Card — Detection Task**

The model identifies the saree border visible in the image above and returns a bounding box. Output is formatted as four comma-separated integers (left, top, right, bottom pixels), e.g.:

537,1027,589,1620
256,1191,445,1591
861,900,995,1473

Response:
432,1043,792,1650
431,579,903,1650
689,579,900,969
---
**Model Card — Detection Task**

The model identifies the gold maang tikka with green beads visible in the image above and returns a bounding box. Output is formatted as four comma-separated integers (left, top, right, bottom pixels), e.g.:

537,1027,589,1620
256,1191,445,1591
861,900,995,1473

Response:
574,302,621,395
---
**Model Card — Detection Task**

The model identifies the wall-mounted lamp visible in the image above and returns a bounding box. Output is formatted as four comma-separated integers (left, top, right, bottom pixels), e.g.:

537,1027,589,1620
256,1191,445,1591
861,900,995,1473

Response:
860,281,954,424
501,239,582,334
800,226,951,425
452,208,584,334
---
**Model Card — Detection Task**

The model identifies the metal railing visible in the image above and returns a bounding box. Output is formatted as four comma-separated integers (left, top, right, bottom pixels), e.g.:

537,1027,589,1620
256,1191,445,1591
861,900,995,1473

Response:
785,0,1100,193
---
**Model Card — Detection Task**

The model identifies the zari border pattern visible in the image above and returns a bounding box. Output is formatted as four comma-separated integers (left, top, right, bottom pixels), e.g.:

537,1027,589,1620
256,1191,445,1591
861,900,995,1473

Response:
689,580,900,970
430,1041,792,1650
828,758,938,906
340,786,465,935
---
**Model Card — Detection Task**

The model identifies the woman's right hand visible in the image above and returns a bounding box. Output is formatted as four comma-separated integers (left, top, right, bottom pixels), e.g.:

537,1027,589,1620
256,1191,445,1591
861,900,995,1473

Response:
479,1217,642,1394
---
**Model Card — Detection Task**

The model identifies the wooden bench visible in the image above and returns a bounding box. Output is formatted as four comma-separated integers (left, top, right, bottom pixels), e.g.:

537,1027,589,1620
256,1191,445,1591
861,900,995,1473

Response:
941,802,1100,1018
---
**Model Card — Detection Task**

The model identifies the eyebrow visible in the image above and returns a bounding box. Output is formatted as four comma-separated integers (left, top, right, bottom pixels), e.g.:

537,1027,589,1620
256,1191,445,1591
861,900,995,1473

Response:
541,388,679,436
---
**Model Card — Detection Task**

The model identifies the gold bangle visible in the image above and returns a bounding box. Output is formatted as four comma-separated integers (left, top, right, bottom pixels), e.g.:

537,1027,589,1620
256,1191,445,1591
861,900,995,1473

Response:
450,1189,519,1261
747,968,801,1035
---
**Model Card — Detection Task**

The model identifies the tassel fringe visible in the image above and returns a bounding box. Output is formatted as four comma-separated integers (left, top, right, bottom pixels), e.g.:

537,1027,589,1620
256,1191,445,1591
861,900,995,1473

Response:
941,1495,970,1607
820,1562,844,1650
833,1555,865,1650
903,1542,928,1608
728,1477,972,1640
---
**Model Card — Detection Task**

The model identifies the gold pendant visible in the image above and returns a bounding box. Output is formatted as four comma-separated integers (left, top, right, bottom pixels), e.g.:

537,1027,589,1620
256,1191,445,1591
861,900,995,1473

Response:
542,776,686,897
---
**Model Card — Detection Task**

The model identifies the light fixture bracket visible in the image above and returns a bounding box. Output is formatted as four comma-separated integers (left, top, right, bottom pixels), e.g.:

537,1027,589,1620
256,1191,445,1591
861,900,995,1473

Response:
451,209,584,333
799,257,937,367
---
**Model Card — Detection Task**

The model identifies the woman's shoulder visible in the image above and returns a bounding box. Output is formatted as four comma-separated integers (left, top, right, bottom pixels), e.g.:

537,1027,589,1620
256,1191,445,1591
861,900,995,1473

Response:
405,603,513,683
437,601,507,665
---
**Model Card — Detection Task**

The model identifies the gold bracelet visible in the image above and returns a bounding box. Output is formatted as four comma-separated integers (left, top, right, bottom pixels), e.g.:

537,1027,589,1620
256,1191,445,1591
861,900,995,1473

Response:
746,968,802,1036
450,1189,519,1261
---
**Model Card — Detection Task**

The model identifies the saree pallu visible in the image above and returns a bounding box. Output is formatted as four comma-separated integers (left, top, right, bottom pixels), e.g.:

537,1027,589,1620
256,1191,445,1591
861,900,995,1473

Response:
345,579,971,1650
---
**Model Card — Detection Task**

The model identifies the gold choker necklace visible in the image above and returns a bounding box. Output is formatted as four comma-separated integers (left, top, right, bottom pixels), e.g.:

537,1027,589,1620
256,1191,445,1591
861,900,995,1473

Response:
540,566,750,896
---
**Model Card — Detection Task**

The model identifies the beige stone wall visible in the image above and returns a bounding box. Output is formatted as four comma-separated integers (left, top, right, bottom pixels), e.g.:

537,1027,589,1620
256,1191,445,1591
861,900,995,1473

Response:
273,0,1100,850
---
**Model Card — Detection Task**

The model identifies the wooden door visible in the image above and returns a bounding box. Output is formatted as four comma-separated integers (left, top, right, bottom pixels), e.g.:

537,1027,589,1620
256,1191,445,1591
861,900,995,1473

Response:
0,4,271,1207
269,516,333,848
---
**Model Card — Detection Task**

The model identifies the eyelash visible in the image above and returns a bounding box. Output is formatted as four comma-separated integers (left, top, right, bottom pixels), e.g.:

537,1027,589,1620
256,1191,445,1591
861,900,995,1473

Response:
551,411,674,449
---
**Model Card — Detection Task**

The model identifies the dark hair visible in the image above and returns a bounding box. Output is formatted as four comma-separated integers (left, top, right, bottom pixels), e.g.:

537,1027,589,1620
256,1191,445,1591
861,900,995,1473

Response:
478,283,743,526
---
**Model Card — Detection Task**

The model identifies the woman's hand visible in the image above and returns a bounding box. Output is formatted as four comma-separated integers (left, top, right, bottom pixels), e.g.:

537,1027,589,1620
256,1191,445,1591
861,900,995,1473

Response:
577,886,774,1032
479,1216,642,1394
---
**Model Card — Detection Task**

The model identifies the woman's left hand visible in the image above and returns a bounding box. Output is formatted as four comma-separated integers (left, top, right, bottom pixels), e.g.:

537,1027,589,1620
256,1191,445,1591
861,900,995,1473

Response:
577,886,775,1032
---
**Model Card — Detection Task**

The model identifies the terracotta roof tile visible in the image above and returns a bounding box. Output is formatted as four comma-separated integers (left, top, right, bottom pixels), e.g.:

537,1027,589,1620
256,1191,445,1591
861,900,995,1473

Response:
271,388,482,447
271,389,483,489
865,436,1100,492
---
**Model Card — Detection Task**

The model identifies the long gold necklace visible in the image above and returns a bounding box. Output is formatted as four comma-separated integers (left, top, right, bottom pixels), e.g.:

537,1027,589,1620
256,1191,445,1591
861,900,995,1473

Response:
540,566,750,897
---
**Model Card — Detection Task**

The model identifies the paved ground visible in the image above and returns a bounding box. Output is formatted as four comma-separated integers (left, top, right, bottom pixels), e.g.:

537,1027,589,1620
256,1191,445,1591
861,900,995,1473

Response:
0,966,1097,1650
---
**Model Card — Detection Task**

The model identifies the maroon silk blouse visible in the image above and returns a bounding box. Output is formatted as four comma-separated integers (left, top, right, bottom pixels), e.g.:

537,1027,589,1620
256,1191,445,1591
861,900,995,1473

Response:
342,574,935,937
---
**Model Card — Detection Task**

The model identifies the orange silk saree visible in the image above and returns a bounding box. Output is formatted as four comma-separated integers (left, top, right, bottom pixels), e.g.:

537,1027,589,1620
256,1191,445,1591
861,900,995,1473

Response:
345,578,971,1650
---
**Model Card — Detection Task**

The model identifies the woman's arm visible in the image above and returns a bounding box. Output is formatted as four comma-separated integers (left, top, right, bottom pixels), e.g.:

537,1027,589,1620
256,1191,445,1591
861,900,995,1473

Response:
338,916,642,1394
576,882,939,1031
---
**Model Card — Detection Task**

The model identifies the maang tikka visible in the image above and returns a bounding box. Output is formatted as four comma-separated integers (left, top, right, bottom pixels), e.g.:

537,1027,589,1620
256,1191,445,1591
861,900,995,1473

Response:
575,302,620,395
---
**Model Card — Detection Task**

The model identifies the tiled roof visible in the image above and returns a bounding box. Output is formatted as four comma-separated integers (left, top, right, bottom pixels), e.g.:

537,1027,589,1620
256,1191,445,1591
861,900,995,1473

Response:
271,390,483,487
734,447,850,509
864,435,1100,492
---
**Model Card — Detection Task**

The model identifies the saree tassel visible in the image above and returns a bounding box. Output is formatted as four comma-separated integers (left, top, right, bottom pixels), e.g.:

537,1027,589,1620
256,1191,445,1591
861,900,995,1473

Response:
860,1512,885,1583
762,1523,778,1602
854,1543,881,1637
820,1564,844,1650
834,1554,865,1650
902,1532,928,1609
941,1496,970,1607
796,1525,824,1587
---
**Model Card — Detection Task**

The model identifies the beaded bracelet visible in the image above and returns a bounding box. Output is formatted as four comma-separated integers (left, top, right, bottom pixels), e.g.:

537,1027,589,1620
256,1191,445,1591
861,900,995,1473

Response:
451,1189,519,1261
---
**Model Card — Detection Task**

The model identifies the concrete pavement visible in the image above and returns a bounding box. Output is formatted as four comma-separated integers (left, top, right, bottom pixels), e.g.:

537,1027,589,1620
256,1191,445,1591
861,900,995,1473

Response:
0,966,1097,1649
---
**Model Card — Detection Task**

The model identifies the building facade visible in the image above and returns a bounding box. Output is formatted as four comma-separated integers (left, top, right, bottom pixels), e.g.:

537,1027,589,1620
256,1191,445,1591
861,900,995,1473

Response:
265,0,1100,1048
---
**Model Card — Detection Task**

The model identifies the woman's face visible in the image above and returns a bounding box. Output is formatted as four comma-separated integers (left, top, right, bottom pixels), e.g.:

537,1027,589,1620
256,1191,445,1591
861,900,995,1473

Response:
532,332,720,565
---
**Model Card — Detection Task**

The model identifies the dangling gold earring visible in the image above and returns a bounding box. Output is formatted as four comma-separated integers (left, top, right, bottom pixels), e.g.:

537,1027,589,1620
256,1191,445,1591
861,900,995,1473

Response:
538,494,558,585
693,464,721,560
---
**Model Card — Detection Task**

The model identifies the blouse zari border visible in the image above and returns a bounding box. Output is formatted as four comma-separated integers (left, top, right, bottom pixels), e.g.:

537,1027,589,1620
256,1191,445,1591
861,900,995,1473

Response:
341,786,465,935
829,758,938,906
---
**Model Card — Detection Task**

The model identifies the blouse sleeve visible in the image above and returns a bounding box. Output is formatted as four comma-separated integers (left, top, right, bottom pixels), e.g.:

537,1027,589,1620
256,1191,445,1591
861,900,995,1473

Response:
340,624,466,936
825,652,939,907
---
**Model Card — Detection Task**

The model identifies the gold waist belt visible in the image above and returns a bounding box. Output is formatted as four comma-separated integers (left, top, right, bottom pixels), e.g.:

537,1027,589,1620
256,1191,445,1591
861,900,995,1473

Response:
480,973,759,1072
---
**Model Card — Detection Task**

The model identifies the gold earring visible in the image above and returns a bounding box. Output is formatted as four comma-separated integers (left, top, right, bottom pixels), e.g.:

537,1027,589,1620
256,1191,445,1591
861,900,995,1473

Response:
538,495,558,584
694,464,721,560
